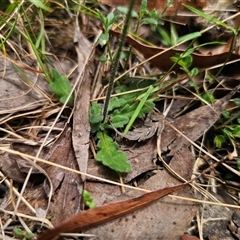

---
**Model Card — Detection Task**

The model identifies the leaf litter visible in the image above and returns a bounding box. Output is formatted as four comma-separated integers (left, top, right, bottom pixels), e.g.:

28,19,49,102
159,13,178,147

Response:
0,1,240,240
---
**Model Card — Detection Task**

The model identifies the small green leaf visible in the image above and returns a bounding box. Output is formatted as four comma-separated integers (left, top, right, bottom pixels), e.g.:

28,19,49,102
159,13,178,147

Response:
183,4,237,35
157,27,171,46
233,98,240,106
96,132,131,172
5,1,18,14
96,9,106,25
106,14,120,31
13,228,23,236
233,126,240,137
98,33,109,47
50,69,74,105
171,53,193,68
90,102,103,124
182,55,193,68
83,190,96,209
26,232,35,238
107,12,115,24
108,97,127,111
214,135,226,148
202,91,215,104
120,51,128,60
189,81,198,88
177,32,201,45
222,110,230,119
190,67,198,77
140,0,147,15
223,128,234,139
142,17,158,26
124,85,154,134
170,23,178,46
111,115,129,128
90,102,103,133
99,55,108,62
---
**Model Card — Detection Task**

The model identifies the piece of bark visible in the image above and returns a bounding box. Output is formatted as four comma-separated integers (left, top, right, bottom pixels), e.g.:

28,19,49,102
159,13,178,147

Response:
72,23,93,181
46,127,82,225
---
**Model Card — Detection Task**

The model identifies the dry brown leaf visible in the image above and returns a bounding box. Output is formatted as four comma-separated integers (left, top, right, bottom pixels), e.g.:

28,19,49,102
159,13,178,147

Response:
161,84,240,156
45,127,82,225
0,143,49,183
72,23,94,182
37,182,186,240
100,0,237,15
111,30,240,72
122,111,162,141
0,55,50,114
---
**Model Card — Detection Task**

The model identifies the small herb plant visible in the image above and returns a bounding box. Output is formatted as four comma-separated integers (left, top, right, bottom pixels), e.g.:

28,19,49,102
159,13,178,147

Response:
214,105,240,149
13,228,35,240
83,190,96,209
50,69,74,105
90,84,155,173
97,10,121,48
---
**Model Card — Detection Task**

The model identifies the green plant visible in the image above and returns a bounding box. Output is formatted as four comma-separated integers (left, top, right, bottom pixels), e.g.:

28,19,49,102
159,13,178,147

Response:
90,83,155,173
96,131,131,172
117,0,163,32
214,124,240,149
50,69,74,105
213,98,240,149
97,10,121,48
83,190,96,209
13,228,35,240
171,53,198,77
183,4,237,36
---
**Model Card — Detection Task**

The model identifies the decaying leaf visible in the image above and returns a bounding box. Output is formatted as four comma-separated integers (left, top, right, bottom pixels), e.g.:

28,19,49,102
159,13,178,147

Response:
72,23,93,181
111,30,240,72
45,127,82,225
0,55,50,113
161,84,240,156
122,111,163,141
0,143,50,183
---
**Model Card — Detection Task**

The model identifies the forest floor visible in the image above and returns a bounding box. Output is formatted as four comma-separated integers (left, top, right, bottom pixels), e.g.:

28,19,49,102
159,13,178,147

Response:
0,1,240,240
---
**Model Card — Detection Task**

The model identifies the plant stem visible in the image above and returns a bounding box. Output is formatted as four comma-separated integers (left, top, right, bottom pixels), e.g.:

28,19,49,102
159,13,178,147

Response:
102,0,136,122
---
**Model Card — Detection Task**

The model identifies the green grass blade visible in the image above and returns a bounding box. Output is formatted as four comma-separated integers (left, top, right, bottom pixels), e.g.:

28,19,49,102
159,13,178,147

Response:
183,4,237,35
124,85,154,134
